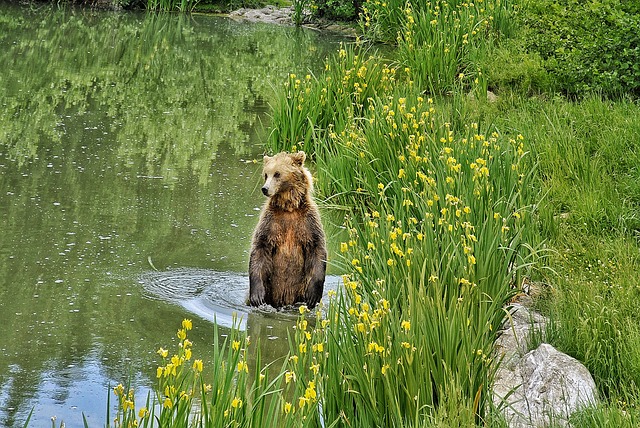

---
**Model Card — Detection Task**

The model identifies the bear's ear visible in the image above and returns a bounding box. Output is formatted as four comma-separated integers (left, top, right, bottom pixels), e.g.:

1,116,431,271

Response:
263,155,272,164
291,151,306,166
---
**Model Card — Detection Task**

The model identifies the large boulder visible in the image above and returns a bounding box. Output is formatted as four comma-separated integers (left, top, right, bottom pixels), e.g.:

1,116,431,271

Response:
493,305,598,427
229,6,294,25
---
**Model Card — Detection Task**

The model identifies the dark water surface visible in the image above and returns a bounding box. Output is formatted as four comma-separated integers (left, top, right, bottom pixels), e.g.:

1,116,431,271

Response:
0,3,346,426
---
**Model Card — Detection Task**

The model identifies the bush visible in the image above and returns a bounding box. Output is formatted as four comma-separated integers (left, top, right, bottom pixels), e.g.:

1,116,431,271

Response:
313,0,360,21
522,0,640,98
481,38,552,96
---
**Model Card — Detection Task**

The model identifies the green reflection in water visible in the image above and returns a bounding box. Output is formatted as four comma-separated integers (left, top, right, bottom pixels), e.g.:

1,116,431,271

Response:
0,3,346,427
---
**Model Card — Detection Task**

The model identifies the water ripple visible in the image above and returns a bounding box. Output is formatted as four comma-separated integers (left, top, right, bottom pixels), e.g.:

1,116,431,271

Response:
139,268,341,329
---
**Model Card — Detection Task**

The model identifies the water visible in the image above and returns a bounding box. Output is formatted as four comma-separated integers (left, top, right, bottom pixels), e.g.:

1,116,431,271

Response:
140,268,341,328
0,3,347,426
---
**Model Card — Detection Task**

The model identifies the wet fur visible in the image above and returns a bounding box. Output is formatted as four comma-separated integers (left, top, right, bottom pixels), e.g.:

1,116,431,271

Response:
249,152,327,308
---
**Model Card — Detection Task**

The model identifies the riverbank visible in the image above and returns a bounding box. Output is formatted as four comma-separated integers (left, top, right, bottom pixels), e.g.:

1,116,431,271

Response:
228,5,357,36
54,0,358,36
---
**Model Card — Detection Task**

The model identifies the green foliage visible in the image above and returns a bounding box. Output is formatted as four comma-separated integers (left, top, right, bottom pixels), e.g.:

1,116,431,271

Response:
124,0,274,11
291,0,309,25
486,94,640,415
480,38,552,96
570,402,640,427
206,0,271,12
521,0,640,98
499,96,640,239
510,96,640,399
545,243,640,397
145,0,199,11
313,0,359,21
111,319,292,428
361,0,514,94
268,44,394,157
269,42,537,424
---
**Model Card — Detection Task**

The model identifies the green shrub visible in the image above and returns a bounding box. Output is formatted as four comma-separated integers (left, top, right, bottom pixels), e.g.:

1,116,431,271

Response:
313,0,360,21
521,0,640,98
481,38,552,96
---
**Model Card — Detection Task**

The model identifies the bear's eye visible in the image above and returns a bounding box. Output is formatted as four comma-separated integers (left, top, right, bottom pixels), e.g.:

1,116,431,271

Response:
274,172,281,179
264,173,267,180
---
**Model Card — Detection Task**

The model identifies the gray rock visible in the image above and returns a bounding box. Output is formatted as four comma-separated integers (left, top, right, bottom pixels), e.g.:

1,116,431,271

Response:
229,6,294,25
495,303,547,368
227,7,357,36
493,306,598,428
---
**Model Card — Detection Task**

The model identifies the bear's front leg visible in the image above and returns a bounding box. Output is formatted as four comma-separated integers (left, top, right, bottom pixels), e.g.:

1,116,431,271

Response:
249,276,265,306
304,246,327,309
249,247,270,306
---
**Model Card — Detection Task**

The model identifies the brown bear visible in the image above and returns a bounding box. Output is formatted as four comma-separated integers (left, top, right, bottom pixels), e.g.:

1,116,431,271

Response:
249,151,327,309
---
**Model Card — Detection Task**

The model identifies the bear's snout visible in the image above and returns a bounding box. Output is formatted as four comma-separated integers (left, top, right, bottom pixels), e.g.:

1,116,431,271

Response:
261,186,269,196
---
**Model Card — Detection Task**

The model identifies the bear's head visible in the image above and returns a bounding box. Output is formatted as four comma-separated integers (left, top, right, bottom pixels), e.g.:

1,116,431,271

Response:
261,151,311,207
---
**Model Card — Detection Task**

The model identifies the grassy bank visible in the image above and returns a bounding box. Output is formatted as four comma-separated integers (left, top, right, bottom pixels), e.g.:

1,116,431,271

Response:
265,0,640,424
511,96,640,418
96,0,640,427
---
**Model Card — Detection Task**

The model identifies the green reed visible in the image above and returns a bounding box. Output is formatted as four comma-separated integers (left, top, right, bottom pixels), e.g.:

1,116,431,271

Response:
268,43,394,157
146,0,198,12
110,319,291,428
361,0,513,94
291,0,308,26
268,42,537,425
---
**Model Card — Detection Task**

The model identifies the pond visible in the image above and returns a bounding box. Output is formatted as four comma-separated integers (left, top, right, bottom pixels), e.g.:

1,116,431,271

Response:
0,3,348,426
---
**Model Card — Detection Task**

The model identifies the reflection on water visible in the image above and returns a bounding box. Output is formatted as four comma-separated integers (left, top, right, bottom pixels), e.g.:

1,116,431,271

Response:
0,2,347,427
140,268,342,328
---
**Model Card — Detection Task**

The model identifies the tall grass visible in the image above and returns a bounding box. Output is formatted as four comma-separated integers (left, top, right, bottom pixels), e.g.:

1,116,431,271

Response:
111,319,292,428
146,0,199,12
267,37,538,423
495,96,640,402
362,0,514,44
361,0,514,94
291,0,308,26
268,44,395,158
